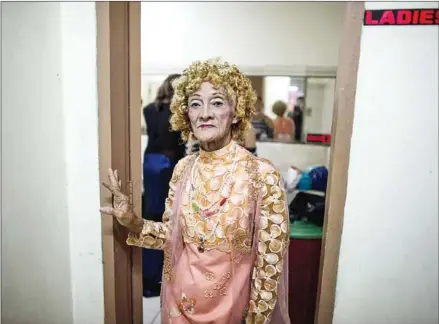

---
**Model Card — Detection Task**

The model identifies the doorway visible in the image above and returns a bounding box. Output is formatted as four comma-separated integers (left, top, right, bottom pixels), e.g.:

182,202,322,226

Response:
96,2,364,323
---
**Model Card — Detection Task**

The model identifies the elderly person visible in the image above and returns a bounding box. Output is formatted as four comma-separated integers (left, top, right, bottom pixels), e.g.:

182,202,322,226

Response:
100,58,290,324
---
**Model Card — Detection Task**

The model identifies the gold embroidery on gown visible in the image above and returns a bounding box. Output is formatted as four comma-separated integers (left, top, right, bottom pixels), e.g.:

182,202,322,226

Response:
245,166,289,324
180,142,254,254
126,156,194,249
126,141,289,323
126,155,195,282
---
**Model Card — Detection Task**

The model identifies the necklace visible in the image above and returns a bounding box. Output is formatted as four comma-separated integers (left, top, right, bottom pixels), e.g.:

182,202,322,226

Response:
197,220,221,253
190,144,239,214
188,143,239,252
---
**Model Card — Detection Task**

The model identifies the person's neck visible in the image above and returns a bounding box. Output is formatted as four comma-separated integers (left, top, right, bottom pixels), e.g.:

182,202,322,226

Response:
200,136,232,152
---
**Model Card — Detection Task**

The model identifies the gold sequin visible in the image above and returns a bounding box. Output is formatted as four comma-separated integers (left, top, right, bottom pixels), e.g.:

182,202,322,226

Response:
163,247,172,282
178,293,196,315
245,167,289,323
181,147,260,254
126,155,196,251
169,308,182,318
204,290,214,299
125,142,289,323
222,272,231,280
205,271,215,281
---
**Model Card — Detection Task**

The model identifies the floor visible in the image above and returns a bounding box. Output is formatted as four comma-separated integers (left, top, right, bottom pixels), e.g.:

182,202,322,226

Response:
143,297,161,324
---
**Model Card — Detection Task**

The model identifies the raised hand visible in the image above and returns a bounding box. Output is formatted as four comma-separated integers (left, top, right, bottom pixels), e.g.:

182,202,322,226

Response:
100,168,143,233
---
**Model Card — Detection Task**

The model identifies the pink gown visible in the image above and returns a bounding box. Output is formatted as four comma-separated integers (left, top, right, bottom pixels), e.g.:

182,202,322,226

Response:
127,141,290,324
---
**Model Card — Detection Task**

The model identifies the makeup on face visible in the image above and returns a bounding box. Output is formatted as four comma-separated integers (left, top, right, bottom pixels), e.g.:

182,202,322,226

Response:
187,82,237,150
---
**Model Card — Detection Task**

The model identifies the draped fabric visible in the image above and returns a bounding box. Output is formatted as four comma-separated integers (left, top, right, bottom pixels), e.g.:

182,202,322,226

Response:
128,141,290,323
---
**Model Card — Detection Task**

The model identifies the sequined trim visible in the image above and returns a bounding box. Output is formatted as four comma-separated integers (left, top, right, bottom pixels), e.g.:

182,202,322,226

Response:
204,271,232,299
205,271,215,281
178,293,196,315
245,154,263,202
245,165,289,324
180,147,260,254
163,247,172,282
169,308,182,318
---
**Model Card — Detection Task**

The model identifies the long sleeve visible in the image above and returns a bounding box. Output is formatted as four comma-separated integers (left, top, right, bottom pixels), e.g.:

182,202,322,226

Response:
246,169,290,324
126,157,186,250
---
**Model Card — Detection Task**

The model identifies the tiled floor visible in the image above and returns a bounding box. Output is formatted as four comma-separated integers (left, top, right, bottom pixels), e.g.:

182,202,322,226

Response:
143,297,161,324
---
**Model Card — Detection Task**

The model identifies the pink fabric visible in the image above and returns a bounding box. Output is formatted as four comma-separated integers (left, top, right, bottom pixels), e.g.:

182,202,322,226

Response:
160,156,290,324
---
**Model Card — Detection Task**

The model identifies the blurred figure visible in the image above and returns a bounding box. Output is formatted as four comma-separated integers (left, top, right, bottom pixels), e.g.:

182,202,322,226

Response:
240,123,258,155
289,96,305,141
251,96,274,140
186,132,200,155
142,73,185,297
272,100,295,142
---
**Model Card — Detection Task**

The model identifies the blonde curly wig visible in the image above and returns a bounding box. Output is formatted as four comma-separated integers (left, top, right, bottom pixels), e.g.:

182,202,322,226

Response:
169,58,258,142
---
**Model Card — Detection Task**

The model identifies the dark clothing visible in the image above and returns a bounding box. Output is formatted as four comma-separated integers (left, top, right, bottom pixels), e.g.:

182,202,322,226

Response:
142,102,185,297
289,105,303,141
251,119,274,140
142,153,175,216
143,102,185,163
187,141,200,155
245,146,257,156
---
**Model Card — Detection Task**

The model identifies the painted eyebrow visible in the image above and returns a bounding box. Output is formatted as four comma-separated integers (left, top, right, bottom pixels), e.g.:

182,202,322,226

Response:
189,92,225,99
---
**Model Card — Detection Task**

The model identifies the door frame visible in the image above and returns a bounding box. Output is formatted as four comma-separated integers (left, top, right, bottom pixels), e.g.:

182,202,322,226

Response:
96,2,142,324
95,2,364,324
314,3,364,323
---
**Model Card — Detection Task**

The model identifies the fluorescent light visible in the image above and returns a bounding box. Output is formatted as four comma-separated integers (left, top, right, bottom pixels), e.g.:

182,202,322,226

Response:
288,86,299,92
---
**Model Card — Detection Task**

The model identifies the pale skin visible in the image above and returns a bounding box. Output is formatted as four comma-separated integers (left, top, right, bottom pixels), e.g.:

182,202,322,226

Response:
188,82,238,152
101,81,238,230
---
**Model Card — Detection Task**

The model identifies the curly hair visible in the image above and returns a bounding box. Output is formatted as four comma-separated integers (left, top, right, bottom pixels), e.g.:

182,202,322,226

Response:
169,58,258,142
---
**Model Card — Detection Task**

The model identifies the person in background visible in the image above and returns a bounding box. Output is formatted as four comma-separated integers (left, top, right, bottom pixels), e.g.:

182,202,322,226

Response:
141,73,185,297
251,95,274,140
289,96,305,141
272,100,295,142
186,132,200,155
240,123,257,156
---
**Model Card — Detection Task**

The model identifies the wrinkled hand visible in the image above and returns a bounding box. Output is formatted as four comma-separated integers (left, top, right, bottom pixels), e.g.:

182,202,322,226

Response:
100,168,142,233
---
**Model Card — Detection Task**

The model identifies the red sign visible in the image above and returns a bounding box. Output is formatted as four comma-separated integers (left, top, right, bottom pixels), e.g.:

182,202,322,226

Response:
306,133,331,145
364,8,439,26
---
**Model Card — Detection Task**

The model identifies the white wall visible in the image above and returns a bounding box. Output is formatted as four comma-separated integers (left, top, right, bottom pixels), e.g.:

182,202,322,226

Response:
305,79,336,134
140,2,345,73
334,2,438,324
0,3,3,321
60,3,104,324
264,76,291,119
320,78,335,133
305,83,325,134
1,2,104,324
